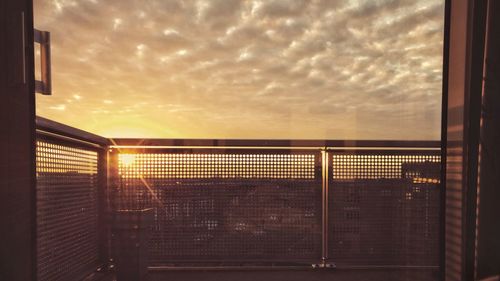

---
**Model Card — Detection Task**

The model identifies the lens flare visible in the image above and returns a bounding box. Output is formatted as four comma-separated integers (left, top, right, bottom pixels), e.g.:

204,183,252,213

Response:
120,154,136,166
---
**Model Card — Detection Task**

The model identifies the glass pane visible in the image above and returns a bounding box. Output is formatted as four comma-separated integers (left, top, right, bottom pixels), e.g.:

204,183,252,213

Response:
34,1,445,280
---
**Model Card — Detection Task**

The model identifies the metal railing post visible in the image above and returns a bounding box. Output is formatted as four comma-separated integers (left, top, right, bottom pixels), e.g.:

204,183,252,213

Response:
107,148,120,267
97,147,110,272
319,148,334,268
108,148,120,210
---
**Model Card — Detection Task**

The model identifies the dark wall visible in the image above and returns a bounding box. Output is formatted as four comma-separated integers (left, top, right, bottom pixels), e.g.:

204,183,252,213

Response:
445,0,487,280
476,0,500,279
0,0,36,280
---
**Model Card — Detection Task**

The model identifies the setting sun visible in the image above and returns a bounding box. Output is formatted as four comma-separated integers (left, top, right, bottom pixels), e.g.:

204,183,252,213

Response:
119,154,136,166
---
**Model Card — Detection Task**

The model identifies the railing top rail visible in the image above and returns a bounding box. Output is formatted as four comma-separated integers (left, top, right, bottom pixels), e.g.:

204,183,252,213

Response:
36,117,440,149
36,116,110,147
110,138,441,149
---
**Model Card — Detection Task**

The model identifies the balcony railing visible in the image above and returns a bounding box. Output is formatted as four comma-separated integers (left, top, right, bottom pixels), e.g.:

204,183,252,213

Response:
36,118,108,281
35,116,442,280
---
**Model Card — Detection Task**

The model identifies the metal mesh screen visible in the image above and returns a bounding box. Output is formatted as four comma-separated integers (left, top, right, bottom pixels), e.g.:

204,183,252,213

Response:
332,152,441,179
329,150,441,266
118,153,317,180
114,150,322,264
36,140,100,281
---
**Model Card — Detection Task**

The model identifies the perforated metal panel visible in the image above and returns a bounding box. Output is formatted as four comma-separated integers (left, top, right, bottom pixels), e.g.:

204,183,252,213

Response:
114,150,322,264
332,152,441,179
118,153,317,179
329,150,441,267
36,139,100,281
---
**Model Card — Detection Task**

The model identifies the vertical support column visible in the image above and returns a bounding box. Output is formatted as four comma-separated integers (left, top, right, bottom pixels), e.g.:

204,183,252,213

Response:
107,148,120,265
439,1,451,280
321,149,328,263
320,148,333,268
108,148,120,211
97,147,110,271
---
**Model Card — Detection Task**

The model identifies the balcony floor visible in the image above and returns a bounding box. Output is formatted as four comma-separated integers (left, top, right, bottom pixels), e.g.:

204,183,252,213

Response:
89,268,440,281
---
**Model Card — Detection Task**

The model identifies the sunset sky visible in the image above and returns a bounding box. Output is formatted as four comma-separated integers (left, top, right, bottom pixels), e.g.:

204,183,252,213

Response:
34,0,444,140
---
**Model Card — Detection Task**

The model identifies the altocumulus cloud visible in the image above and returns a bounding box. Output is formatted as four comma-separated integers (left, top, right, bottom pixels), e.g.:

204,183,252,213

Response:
34,0,444,140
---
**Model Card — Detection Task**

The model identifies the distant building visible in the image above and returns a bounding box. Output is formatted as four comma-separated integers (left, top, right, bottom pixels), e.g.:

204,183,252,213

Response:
329,160,440,266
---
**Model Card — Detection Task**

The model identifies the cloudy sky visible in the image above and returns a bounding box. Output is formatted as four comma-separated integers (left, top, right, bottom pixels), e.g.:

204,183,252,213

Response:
34,0,444,139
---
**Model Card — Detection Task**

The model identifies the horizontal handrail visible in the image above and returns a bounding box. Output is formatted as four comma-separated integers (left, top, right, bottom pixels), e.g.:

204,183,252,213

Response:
36,116,109,146
110,138,440,148
36,116,441,149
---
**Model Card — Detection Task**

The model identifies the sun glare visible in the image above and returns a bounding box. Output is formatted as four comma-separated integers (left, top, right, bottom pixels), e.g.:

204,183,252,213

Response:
119,154,136,166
